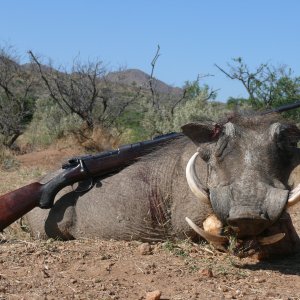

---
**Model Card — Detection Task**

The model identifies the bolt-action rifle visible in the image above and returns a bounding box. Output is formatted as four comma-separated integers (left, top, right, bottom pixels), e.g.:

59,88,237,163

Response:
0,132,182,231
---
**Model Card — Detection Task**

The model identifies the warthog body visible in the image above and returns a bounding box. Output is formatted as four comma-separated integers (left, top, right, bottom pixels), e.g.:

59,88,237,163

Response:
26,138,212,241
26,115,300,254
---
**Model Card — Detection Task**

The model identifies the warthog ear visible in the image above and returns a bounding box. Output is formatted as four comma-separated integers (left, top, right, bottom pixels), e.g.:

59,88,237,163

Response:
181,122,222,145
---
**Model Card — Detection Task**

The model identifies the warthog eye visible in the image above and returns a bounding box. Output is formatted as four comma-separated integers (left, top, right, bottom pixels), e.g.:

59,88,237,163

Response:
277,135,292,150
277,130,299,151
271,123,300,153
198,148,211,162
272,125,300,164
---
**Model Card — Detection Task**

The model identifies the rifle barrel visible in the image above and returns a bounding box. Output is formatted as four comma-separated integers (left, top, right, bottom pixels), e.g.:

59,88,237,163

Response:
260,100,300,115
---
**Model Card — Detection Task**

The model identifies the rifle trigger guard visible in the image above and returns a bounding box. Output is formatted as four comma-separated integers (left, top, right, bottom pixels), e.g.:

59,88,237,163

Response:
74,159,95,193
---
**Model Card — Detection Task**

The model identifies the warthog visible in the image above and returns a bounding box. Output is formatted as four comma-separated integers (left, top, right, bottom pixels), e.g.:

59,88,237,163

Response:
25,115,300,256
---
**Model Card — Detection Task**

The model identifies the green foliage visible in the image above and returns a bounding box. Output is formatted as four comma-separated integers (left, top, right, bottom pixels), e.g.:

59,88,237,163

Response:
221,58,300,121
268,75,300,120
0,93,37,147
172,97,226,130
140,78,226,138
0,145,19,170
162,240,189,257
1,157,20,171
116,110,148,142
184,79,203,100
184,79,216,102
0,46,39,148
24,98,83,148
22,96,37,125
226,97,251,110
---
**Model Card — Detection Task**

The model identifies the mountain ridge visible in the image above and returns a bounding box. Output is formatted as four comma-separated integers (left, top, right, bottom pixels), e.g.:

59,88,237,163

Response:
106,68,183,95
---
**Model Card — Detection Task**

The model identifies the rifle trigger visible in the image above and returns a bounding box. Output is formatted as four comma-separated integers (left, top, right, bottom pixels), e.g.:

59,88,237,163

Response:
79,159,85,172
78,158,94,184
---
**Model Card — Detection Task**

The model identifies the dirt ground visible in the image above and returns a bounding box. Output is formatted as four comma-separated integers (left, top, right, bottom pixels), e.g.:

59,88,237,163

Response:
0,146,300,299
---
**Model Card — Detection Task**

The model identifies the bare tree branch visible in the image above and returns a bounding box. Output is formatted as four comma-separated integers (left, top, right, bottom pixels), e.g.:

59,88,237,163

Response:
29,51,142,132
0,47,37,148
149,45,160,109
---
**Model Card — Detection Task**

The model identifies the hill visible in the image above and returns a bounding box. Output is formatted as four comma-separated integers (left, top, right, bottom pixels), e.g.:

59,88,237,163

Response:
106,68,183,95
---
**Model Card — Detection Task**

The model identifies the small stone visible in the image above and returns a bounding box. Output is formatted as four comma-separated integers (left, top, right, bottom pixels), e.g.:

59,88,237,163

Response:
253,277,266,283
199,268,213,277
138,243,152,255
146,290,161,300
152,243,161,253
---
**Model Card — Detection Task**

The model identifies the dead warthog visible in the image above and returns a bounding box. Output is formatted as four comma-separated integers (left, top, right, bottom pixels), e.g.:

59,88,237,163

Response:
25,115,300,257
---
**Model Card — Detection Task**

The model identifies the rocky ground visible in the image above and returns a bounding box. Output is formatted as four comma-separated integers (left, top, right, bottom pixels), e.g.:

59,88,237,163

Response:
0,147,299,299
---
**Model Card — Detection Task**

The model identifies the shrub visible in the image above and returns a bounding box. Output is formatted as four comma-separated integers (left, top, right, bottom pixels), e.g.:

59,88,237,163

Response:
21,98,83,149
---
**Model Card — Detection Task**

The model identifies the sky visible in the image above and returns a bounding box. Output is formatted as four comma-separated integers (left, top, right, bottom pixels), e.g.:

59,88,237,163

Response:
1,0,300,102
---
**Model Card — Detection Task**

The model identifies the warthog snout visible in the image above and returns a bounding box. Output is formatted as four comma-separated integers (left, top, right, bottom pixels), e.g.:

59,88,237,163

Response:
209,184,289,237
227,206,270,237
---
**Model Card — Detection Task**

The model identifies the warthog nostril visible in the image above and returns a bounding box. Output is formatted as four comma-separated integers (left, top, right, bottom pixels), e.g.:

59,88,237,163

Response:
226,217,270,237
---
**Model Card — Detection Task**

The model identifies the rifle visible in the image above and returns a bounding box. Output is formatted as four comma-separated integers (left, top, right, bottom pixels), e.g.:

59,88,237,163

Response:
0,132,182,231
260,100,300,115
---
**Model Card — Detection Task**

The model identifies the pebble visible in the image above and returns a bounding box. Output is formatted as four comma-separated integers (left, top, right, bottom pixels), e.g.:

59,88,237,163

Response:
145,290,161,300
253,277,266,283
199,268,214,277
138,243,152,255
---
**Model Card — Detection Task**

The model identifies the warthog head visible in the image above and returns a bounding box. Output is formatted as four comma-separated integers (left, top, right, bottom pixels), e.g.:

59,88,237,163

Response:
182,115,300,245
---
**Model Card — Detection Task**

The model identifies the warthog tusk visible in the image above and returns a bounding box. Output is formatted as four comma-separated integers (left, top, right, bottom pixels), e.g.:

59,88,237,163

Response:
258,233,286,246
186,152,210,204
287,183,300,207
185,217,228,244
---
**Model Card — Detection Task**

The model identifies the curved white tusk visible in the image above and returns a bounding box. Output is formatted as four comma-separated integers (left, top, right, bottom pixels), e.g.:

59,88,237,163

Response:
258,233,285,246
287,183,300,207
185,217,228,244
186,152,210,204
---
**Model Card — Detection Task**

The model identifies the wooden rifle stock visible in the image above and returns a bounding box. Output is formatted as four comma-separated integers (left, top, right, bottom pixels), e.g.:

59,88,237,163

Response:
0,183,43,231
0,132,182,231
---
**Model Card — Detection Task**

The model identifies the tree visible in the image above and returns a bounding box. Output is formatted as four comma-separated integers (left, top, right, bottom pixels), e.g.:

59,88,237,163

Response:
0,46,37,148
271,74,300,120
216,58,300,112
140,46,219,137
226,97,250,110
142,73,220,136
28,51,139,131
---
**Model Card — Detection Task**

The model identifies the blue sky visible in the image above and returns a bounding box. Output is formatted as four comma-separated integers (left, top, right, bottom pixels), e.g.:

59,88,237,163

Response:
1,0,300,101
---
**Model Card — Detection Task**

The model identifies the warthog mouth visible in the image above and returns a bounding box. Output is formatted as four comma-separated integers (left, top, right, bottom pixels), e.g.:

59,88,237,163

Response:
185,215,285,250
186,212,300,259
